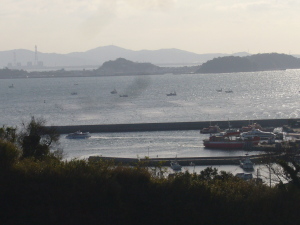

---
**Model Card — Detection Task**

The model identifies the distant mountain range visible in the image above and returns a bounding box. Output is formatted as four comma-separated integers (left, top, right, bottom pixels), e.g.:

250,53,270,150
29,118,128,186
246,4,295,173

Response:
0,45,251,69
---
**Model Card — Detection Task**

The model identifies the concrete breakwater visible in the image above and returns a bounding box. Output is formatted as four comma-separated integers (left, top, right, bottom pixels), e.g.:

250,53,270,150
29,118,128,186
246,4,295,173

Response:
88,154,278,167
48,118,296,134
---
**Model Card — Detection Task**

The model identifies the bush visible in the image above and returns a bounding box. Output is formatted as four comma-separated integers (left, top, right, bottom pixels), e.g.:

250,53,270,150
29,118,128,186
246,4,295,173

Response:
0,140,20,169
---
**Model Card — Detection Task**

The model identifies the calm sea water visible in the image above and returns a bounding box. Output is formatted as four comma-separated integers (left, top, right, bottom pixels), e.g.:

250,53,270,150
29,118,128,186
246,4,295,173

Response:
1,70,299,172
2,70,300,127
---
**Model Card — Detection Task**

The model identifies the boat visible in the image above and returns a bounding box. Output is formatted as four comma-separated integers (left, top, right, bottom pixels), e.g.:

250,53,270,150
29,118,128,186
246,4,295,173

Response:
225,90,233,93
241,123,274,132
166,91,176,96
71,92,77,95
66,131,91,139
203,133,260,149
222,128,241,137
111,89,117,94
241,123,263,132
216,88,222,92
240,129,276,139
223,121,240,136
9,84,14,88
200,125,223,134
170,160,182,171
119,94,128,97
240,155,255,170
235,173,253,180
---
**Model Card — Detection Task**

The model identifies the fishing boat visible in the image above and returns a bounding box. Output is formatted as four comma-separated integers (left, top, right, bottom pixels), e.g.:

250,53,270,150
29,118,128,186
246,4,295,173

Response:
111,89,117,94
170,160,182,171
241,123,263,132
200,125,223,134
203,133,260,149
66,131,91,139
166,91,176,96
240,129,275,139
240,155,255,170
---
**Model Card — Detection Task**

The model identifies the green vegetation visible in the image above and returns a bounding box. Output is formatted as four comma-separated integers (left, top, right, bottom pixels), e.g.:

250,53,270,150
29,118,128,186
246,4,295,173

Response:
1,118,300,224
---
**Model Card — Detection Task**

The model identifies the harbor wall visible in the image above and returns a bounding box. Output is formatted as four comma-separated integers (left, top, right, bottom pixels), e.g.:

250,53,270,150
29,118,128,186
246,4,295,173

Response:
88,154,279,166
48,118,297,134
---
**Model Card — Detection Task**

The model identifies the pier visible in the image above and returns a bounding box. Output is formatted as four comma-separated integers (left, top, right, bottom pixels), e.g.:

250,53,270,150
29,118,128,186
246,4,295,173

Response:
48,118,296,134
88,154,280,167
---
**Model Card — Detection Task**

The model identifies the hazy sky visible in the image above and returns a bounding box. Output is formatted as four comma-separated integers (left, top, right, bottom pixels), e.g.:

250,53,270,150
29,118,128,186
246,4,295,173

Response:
2,0,300,54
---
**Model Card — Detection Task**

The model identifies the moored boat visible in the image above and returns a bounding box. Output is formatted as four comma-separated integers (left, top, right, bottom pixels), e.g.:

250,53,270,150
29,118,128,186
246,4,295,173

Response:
170,160,182,171
240,155,255,170
66,131,91,139
200,125,223,134
241,123,263,132
240,129,275,139
223,128,240,136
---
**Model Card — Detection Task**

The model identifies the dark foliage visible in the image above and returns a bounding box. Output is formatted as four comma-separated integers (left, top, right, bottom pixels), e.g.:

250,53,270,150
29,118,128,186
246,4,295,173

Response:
18,117,61,159
1,120,300,225
1,155,300,225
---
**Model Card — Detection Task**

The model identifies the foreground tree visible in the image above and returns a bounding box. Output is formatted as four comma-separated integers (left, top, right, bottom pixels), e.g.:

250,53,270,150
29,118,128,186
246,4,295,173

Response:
18,117,62,159
0,126,17,143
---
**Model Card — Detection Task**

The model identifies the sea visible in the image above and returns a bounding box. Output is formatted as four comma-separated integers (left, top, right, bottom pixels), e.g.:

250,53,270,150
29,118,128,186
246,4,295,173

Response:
1,70,300,182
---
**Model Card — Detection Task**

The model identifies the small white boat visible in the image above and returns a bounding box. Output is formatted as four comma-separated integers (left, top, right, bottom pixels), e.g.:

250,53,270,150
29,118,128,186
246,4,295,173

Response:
170,160,182,171
240,155,254,170
241,129,275,139
66,131,91,139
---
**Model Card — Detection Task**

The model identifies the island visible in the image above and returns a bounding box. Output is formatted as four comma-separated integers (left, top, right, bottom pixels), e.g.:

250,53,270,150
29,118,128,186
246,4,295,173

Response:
196,53,300,73
1,53,300,78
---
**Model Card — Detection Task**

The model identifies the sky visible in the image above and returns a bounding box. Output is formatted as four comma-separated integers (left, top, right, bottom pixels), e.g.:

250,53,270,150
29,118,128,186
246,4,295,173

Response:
1,0,300,54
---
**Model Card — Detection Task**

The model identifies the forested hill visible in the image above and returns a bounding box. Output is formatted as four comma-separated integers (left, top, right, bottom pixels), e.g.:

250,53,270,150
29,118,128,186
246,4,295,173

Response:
95,58,162,75
94,58,199,75
196,53,300,73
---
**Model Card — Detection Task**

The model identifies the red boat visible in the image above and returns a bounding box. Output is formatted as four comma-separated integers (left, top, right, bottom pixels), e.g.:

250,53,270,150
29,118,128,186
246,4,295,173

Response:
241,123,262,132
203,133,260,149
